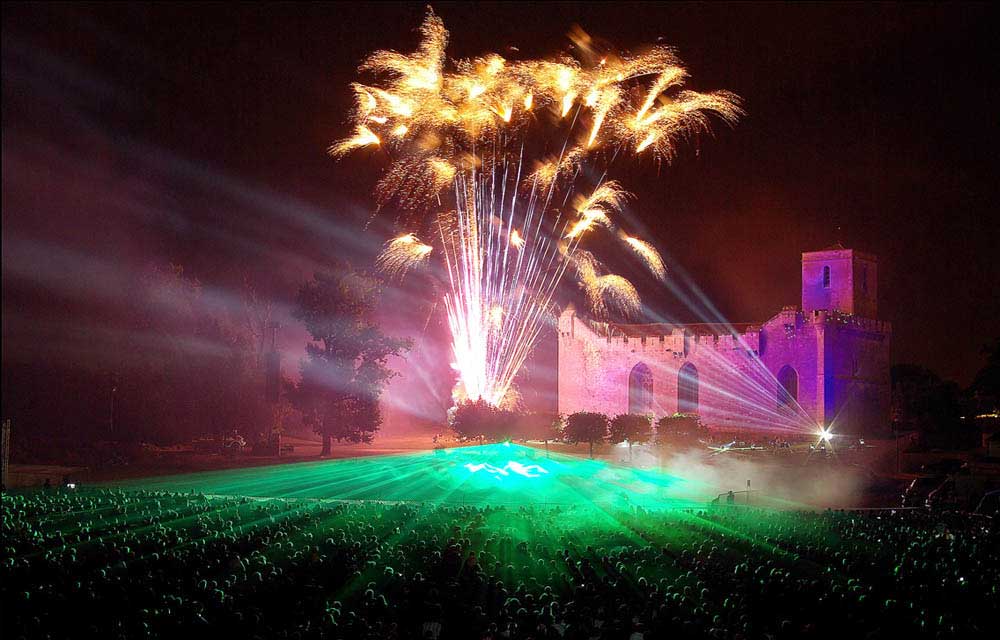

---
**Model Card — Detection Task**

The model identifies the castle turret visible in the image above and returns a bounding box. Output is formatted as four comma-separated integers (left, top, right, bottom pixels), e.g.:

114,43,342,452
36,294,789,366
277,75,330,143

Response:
801,244,878,318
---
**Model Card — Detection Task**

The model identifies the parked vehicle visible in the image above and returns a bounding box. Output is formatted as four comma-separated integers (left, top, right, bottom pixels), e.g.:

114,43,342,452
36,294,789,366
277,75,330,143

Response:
192,431,247,455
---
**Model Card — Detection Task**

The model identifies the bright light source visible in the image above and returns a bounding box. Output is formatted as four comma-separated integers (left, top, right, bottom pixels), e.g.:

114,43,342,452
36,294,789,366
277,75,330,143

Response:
818,428,833,442
464,460,548,478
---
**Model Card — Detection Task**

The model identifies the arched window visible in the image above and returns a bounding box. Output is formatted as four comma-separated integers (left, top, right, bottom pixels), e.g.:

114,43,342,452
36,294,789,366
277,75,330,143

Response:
777,365,798,410
628,363,654,415
822,265,831,288
677,363,699,414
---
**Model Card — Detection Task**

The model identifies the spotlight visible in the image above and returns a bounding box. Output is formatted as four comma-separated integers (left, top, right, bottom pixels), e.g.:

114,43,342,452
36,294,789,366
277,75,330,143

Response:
818,428,833,442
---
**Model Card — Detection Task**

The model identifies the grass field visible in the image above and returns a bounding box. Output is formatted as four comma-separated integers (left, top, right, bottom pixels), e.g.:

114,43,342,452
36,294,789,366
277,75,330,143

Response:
113,443,731,509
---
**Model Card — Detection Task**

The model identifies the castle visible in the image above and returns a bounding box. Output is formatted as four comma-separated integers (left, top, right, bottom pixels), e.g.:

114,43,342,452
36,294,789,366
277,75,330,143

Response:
557,246,892,435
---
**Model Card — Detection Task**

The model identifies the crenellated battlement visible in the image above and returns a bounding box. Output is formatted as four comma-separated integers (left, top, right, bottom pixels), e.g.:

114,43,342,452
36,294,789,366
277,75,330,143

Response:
792,309,892,334
559,307,761,355
818,310,891,334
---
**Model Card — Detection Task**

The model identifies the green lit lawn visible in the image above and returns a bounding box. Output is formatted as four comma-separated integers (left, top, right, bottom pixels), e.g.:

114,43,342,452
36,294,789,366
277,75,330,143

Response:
116,443,713,509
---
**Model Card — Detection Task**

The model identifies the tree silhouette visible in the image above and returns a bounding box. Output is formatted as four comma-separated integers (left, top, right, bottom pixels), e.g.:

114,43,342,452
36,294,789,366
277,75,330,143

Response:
608,413,652,460
656,413,708,446
564,411,609,458
451,398,498,442
514,412,563,455
292,268,410,454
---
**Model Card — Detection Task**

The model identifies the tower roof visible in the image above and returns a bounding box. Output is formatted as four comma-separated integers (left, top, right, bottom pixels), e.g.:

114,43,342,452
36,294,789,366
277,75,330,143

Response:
802,245,877,262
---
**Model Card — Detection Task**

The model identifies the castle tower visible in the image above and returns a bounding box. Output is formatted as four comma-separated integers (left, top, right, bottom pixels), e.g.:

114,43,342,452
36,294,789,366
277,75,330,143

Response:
801,244,878,318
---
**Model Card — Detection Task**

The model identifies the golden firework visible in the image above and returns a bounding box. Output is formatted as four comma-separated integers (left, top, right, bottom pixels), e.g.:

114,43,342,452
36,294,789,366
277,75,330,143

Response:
334,10,740,405
624,235,667,281
332,9,742,209
375,233,433,280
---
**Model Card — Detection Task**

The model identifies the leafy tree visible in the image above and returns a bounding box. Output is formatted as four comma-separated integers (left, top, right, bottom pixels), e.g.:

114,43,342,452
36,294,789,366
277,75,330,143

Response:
966,339,1000,415
608,413,652,459
564,411,608,458
891,364,979,449
656,413,708,446
450,398,519,442
115,264,273,445
450,398,497,442
240,272,275,366
514,412,563,455
5,261,282,455
892,365,961,432
292,268,411,454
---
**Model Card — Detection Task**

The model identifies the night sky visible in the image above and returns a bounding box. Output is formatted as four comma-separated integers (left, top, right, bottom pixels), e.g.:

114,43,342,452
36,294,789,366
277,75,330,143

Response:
3,2,998,421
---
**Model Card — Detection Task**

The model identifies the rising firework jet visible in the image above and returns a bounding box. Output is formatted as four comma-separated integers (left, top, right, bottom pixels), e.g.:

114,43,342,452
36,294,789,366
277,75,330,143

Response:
332,9,741,406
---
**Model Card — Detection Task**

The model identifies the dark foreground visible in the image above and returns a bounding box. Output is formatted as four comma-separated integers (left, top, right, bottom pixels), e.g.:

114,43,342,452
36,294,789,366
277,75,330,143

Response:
2,489,997,640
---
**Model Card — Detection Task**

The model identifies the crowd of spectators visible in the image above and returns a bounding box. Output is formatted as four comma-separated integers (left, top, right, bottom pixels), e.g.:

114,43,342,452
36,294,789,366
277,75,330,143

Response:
2,488,996,639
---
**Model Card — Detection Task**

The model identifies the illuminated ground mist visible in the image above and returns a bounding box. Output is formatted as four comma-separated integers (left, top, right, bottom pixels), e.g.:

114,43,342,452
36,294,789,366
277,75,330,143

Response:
115,443,735,509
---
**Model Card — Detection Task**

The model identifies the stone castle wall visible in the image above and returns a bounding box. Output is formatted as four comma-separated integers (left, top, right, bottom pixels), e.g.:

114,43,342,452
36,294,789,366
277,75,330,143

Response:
557,248,892,435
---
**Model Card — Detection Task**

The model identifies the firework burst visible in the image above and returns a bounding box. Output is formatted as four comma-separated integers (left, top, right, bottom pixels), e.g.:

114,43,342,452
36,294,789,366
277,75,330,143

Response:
376,233,434,280
339,9,741,406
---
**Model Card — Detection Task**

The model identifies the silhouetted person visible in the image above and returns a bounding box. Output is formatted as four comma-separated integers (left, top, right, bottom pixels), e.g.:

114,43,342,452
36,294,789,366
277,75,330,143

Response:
727,490,735,505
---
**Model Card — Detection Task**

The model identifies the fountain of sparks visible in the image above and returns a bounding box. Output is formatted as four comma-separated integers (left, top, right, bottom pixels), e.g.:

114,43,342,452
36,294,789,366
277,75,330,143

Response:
331,9,742,407
441,153,577,405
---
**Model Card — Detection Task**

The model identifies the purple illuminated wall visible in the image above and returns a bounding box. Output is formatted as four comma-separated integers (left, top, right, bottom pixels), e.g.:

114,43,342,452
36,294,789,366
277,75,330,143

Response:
557,248,891,435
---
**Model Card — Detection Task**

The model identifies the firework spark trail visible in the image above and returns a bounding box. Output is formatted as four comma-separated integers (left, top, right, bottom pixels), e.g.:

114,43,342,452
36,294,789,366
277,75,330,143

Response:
623,235,667,281
337,10,741,406
376,233,433,279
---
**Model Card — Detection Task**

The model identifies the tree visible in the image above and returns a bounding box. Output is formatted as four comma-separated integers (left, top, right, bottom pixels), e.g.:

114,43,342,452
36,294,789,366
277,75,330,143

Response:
892,364,976,449
966,339,1000,416
656,413,708,446
451,398,501,442
5,260,279,454
115,263,273,445
240,271,275,367
514,412,563,456
564,411,608,458
608,413,652,460
892,364,961,432
292,268,411,454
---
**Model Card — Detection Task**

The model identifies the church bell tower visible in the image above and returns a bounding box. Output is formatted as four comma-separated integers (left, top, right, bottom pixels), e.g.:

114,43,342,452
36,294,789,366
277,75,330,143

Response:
801,244,878,318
